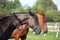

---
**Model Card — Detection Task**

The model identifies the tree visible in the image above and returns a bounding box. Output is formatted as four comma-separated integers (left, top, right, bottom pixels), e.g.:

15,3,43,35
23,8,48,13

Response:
0,0,6,8
14,0,21,7
0,0,24,13
32,0,57,12
0,0,6,12
45,9,60,22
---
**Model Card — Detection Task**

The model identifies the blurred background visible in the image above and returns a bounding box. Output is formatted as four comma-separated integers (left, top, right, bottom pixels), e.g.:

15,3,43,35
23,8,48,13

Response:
0,0,60,40
0,0,60,22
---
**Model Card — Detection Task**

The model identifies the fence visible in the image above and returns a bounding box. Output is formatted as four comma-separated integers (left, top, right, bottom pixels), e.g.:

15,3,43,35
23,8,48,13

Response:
44,22,60,38
29,22,60,38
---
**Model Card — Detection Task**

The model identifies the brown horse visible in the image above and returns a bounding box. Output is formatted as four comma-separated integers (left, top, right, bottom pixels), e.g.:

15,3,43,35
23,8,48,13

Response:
36,12,48,34
0,13,29,40
11,23,29,40
15,12,41,35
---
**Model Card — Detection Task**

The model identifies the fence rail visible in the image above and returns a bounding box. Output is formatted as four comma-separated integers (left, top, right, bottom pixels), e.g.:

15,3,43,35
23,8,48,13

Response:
46,22,60,38
29,22,60,38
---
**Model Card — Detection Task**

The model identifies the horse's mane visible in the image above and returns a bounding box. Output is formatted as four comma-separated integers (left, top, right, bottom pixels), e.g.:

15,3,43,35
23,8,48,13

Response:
37,12,45,18
0,16,10,21
0,16,12,26
35,15,39,26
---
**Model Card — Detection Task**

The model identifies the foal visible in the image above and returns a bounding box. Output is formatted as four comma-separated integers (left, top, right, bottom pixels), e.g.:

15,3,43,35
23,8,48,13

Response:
11,23,29,40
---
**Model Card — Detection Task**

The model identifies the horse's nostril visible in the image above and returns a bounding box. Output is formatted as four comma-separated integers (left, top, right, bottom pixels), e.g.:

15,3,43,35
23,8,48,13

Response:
43,30,48,34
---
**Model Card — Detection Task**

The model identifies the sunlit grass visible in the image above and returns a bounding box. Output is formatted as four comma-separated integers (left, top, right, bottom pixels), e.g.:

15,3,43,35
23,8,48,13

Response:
9,31,60,40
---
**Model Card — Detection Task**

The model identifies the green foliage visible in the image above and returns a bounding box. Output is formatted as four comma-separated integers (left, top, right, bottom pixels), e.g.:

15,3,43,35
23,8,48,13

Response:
0,8,4,12
31,0,57,12
31,5,44,12
51,12,60,22
0,0,6,8
10,6,26,12
4,1,16,10
0,0,6,12
0,0,25,13
14,0,21,7
45,10,60,22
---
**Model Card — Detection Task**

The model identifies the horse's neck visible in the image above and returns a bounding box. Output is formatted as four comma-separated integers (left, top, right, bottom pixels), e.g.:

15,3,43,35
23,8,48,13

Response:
1,17,13,33
0,16,10,21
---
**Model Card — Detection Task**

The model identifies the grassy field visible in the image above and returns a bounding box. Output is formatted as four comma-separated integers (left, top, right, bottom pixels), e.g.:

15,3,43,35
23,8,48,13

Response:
9,31,60,40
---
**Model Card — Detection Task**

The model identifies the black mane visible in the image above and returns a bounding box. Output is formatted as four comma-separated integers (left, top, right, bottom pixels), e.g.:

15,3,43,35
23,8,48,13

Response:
0,16,10,24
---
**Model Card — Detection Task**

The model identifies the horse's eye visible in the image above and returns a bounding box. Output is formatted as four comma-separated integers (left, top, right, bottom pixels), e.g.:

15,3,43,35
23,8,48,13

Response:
15,21,19,23
13,20,19,26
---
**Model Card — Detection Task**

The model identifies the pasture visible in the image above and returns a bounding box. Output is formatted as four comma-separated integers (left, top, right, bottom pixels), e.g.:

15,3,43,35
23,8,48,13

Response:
9,31,60,40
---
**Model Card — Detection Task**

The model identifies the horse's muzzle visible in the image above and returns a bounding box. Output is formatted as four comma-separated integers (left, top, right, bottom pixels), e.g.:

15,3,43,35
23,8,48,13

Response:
43,30,48,34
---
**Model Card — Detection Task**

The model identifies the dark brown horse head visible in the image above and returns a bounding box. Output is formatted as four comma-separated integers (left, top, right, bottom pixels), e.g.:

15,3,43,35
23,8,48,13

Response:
36,12,48,34
29,11,41,35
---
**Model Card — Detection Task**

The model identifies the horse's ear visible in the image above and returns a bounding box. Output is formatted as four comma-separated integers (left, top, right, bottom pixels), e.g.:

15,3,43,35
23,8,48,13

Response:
10,13,17,18
29,11,36,17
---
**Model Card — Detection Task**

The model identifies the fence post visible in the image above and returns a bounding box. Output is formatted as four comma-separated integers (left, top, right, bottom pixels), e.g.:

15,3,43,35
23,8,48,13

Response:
55,23,59,38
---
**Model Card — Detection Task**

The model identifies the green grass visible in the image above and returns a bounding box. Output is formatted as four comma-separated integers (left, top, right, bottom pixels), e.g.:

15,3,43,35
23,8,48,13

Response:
27,31,60,40
9,31,60,40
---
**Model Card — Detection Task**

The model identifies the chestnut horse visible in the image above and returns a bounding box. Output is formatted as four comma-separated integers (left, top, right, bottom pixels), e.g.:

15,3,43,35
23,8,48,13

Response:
11,23,29,40
36,12,48,34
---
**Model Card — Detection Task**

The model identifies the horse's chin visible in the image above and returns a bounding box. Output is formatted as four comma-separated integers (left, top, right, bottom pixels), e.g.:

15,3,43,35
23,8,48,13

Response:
41,30,48,34
43,30,48,34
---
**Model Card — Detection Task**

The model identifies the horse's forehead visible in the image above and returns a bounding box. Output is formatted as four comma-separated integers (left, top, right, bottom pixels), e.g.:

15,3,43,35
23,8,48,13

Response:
29,16,36,22
36,13,45,18
28,16,37,26
36,13,47,28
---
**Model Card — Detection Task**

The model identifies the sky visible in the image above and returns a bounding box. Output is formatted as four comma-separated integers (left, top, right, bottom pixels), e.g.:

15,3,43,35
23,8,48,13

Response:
19,0,36,7
19,0,60,10
52,0,60,10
